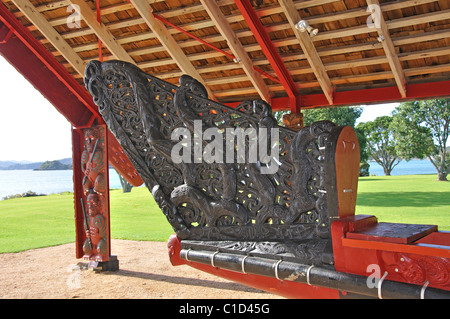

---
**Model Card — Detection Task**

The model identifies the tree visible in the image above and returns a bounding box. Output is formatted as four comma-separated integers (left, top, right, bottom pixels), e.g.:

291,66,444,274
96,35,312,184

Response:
302,107,369,167
302,106,363,128
274,107,368,173
34,160,72,170
272,110,289,125
273,107,363,129
357,116,400,176
392,99,450,181
114,168,133,193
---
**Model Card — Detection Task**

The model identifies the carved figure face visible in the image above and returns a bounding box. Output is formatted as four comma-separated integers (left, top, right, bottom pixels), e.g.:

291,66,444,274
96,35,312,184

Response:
84,128,100,153
87,193,101,216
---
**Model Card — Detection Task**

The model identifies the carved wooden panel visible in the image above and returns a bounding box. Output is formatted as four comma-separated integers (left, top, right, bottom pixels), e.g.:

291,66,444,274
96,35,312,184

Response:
84,60,358,243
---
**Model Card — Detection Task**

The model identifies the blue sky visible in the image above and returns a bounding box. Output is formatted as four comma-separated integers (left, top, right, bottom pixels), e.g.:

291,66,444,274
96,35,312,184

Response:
0,56,397,162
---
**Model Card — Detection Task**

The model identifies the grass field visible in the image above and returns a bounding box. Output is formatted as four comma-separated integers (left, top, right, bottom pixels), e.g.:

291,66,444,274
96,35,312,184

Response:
0,175,448,253
356,175,450,229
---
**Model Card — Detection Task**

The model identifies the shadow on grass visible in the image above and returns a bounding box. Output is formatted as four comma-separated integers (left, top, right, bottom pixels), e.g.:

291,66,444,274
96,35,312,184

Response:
357,191,450,208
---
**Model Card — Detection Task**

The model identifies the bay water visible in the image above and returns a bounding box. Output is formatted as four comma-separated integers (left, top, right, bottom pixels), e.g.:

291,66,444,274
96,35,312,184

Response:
0,159,438,200
367,158,436,176
0,168,125,200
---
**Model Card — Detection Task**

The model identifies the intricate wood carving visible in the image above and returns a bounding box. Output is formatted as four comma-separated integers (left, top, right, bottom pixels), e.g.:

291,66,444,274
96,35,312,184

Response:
282,112,304,131
381,251,450,290
84,60,359,251
80,125,110,262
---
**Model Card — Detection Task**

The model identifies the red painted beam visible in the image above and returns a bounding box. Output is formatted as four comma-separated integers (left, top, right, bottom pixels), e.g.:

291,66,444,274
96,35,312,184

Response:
0,3,143,186
225,81,450,111
234,0,300,112
301,80,450,109
0,3,100,127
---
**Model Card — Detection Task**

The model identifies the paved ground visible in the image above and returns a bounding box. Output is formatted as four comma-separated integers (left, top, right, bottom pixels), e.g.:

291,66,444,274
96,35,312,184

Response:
0,239,284,299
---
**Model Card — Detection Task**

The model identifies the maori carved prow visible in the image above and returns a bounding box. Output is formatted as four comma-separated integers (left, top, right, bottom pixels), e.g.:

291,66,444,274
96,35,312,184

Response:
84,60,360,265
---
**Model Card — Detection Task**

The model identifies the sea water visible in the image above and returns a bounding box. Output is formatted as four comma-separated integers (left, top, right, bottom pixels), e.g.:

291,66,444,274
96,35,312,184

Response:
0,159,438,200
368,158,436,176
0,168,124,199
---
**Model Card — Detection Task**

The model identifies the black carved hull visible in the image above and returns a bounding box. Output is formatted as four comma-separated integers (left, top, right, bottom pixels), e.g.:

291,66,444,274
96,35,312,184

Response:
84,60,354,265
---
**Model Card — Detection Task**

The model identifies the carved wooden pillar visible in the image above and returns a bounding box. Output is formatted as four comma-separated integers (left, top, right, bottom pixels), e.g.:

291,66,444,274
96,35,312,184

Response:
72,124,118,271
282,112,304,131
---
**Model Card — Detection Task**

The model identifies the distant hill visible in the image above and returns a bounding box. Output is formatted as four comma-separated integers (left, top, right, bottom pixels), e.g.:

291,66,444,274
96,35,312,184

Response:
0,161,43,170
0,158,72,170
58,158,72,165
34,160,72,171
0,160,35,169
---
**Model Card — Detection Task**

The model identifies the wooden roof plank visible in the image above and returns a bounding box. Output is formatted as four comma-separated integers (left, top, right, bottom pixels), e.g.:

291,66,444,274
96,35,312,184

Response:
235,0,299,111
34,2,449,60
68,0,135,64
279,0,334,105
367,0,407,98
6,0,450,106
129,0,216,100
9,0,86,76
200,0,271,102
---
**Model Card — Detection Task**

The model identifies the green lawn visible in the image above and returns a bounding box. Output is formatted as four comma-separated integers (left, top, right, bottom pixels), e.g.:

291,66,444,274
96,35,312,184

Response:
356,175,450,230
0,187,173,253
0,175,448,253
108,187,174,241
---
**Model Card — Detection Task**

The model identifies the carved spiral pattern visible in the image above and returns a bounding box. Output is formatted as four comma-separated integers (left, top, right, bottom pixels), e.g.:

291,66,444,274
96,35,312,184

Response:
381,252,450,289
84,60,337,241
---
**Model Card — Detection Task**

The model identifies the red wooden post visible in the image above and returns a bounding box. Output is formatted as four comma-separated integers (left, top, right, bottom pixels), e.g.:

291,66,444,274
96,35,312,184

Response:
73,124,118,271
72,128,85,259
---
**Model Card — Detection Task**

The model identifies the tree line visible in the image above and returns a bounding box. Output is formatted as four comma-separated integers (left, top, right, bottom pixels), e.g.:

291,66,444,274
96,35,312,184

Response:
275,98,449,181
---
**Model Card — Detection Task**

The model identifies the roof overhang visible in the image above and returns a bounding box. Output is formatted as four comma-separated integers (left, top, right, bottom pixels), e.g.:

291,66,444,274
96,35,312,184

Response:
1,0,449,113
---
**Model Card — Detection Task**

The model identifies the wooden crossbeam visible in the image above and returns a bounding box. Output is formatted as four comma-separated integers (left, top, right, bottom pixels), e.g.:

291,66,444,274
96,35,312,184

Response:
200,0,271,102
129,0,216,100
279,0,334,105
68,0,135,65
28,0,444,43
235,0,299,111
68,32,450,83
9,0,86,76
366,0,407,98
38,4,450,62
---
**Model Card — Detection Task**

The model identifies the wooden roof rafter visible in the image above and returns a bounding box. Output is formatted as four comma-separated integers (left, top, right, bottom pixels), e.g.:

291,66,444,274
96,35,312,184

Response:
8,0,86,76
1,0,449,111
279,0,334,105
366,0,407,98
129,0,216,100
19,2,448,68
19,0,445,45
200,0,271,102
68,0,135,65
45,5,449,67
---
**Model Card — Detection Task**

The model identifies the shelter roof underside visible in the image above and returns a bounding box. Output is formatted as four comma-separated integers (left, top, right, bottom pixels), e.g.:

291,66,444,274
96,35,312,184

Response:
1,0,449,109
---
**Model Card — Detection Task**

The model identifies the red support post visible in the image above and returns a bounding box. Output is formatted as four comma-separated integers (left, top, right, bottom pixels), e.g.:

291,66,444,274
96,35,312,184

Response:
0,3,139,269
72,128,85,259
73,124,118,270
